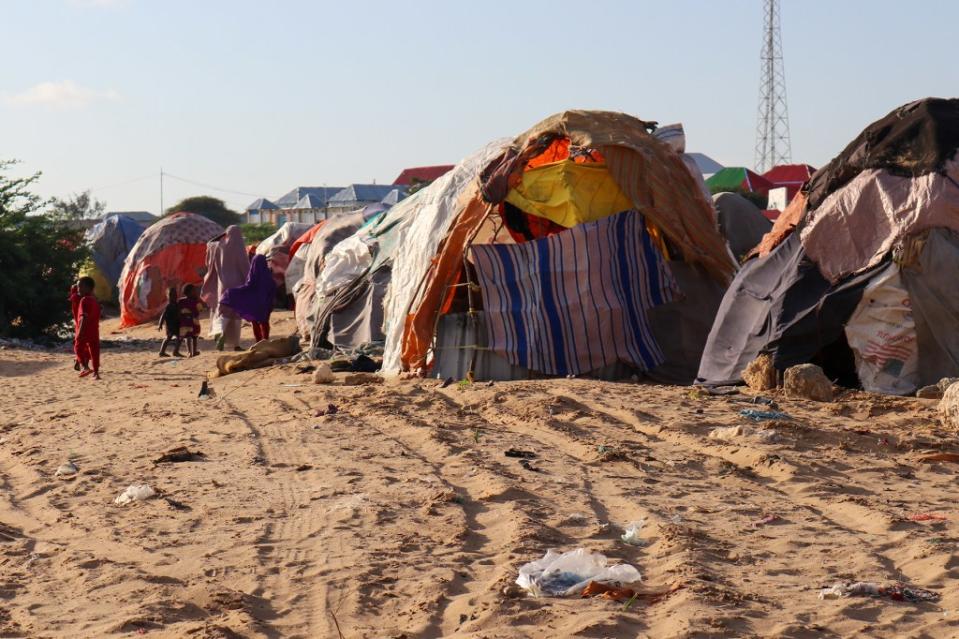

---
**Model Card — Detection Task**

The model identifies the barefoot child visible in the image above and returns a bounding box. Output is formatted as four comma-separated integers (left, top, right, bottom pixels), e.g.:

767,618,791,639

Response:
157,286,182,357
178,284,204,357
75,276,101,379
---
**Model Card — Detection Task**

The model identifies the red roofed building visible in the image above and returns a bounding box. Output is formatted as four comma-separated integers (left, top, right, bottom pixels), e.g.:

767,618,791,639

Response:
393,165,454,186
762,164,816,199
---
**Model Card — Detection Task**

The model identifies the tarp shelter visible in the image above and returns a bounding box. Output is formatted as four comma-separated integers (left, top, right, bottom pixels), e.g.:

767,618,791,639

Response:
391,110,734,383
118,213,224,327
699,97,959,395
84,214,144,299
255,222,312,293
713,192,772,262
706,167,774,195
762,164,816,200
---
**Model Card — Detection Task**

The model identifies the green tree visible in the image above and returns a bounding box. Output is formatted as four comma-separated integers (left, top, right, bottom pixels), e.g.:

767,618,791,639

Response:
240,223,278,244
0,161,88,338
49,190,106,222
165,195,241,228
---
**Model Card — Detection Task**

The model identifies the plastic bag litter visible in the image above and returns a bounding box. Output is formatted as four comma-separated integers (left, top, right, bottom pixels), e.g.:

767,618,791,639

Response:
708,425,777,443
621,520,646,546
818,581,939,603
739,409,789,421
516,548,641,597
114,484,156,506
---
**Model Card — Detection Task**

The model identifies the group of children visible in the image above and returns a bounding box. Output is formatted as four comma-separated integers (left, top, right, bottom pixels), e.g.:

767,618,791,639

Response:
158,284,204,357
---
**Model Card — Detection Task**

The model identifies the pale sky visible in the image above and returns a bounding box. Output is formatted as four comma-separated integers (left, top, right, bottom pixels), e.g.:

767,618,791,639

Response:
2,0,956,213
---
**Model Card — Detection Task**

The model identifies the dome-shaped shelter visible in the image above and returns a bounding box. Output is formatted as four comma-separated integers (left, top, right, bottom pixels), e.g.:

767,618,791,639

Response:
118,212,223,327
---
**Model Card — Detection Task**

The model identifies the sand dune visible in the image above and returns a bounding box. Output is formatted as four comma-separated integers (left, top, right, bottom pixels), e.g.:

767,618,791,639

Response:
1,311,957,637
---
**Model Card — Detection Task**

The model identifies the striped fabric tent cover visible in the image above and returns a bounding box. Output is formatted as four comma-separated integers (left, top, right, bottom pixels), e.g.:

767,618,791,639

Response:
470,211,677,376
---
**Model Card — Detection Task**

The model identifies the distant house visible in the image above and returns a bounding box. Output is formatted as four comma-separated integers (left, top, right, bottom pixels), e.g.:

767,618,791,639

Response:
244,198,279,224
762,164,816,200
106,210,157,228
393,165,454,186
325,184,407,215
273,186,344,209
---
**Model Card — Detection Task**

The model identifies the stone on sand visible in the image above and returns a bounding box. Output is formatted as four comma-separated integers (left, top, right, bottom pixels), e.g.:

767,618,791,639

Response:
938,382,959,429
917,377,959,400
743,354,777,391
783,364,833,402
312,363,334,385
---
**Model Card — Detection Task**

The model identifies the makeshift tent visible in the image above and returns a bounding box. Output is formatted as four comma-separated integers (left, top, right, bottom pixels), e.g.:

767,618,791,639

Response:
118,213,224,327
713,192,772,261
706,167,774,195
306,139,511,355
84,214,144,300
762,164,816,200
391,110,734,382
255,222,312,292
284,221,327,298
699,97,959,395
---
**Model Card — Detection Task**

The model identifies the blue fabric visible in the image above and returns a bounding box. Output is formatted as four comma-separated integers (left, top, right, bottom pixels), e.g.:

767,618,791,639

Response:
86,215,144,284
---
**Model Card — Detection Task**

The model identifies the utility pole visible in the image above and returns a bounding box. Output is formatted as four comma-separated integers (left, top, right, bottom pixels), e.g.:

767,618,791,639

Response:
754,0,792,172
160,168,164,215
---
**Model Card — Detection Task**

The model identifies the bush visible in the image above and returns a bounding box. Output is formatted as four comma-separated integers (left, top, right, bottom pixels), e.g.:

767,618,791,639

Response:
0,161,89,338
240,223,277,244
164,195,241,228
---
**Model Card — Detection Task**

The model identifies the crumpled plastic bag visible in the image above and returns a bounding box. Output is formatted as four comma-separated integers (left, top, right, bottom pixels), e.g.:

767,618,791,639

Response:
516,548,641,597
114,484,156,506
621,520,645,546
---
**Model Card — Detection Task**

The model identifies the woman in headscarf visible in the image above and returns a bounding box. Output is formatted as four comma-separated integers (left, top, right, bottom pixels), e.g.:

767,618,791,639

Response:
221,254,277,342
201,225,249,351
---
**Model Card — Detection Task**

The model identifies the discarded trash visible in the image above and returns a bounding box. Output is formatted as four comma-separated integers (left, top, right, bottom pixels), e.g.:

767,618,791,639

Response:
752,514,780,527
114,484,156,506
581,580,636,601
908,512,948,522
439,377,454,388
312,363,334,385
918,452,959,464
515,548,641,597
315,403,338,417
709,425,778,442
198,381,214,399
750,396,776,406
280,383,305,388
740,409,790,421
153,447,206,464
698,386,740,396
818,581,940,603
505,448,537,459
350,354,380,373
520,459,541,472
54,461,79,478
621,520,646,546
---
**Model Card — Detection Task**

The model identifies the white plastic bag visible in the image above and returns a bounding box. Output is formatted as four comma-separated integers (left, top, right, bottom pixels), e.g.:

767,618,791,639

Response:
515,548,641,597
845,264,918,395
621,520,646,546
114,484,156,506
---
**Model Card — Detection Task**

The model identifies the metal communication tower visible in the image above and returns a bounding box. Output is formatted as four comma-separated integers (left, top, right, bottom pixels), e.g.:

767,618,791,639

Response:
754,0,791,172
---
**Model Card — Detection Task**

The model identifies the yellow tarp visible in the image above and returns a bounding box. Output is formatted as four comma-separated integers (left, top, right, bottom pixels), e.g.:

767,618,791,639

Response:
79,260,113,302
505,160,633,229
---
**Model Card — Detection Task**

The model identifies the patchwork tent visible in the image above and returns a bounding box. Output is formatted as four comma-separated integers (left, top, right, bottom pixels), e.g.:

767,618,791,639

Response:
698,98,959,395
706,167,774,195
83,214,144,300
384,110,734,382
118,213,224,327
713,192,772,262
255,222,312,293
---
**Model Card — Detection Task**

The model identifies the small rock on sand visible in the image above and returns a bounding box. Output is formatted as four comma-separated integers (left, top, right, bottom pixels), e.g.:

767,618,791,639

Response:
743,354,777,391
54,461,78,478
312,363,334,385
938,382,959,429
783,364,833,402
917,377,959,400
343,373,384,386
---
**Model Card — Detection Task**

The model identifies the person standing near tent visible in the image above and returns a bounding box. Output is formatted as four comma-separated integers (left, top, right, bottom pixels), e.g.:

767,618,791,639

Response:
221,254,276,343
178,284,204,357
201,225,249,351
75,276,101,380
68,284,86,372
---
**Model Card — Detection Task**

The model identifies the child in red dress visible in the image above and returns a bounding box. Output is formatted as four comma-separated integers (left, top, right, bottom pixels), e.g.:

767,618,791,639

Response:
75,276,101,379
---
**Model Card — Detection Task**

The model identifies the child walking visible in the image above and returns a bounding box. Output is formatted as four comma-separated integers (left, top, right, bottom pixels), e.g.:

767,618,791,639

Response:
157,286,182,357
75,276,101,379
178,284,204,357
68,284,87,373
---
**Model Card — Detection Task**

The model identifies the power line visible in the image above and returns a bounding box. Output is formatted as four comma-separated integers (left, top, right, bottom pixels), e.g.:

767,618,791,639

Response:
89,173,156,193
162,172,263,199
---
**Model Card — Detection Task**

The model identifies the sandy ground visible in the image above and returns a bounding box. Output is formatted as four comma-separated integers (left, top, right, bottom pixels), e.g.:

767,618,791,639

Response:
1,310,958,638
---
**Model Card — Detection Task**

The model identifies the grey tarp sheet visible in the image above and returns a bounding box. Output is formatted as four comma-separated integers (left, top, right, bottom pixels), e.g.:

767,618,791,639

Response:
901,228,959,386
328,266,391,349
713,192,772,261
697,233,880,385
645,261,726,385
